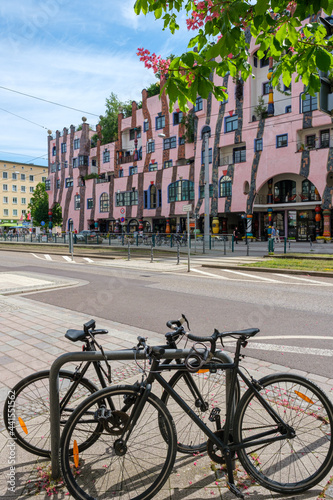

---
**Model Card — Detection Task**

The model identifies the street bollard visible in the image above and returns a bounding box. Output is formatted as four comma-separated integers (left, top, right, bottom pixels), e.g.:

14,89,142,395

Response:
284,237,287,254
150,243,154,263
246,239,249,256
231,234,234,252
224,237,226,255
127,240,130,261
177,242,180,265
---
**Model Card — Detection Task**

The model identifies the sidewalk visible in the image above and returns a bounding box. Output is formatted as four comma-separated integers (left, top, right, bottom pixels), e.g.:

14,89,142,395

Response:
0,273,333,499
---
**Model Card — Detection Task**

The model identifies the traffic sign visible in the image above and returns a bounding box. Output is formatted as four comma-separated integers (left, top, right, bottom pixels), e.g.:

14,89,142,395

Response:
183,204,192,212
120,208,125,214
120,217,125,223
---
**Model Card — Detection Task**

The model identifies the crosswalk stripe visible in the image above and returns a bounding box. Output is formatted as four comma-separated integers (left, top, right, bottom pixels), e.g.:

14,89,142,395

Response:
246,342,333,357
222,269,280,282
275,273,332,285
83,257,94,263
191,268,230,279
63,256,75,263
45,254,52,261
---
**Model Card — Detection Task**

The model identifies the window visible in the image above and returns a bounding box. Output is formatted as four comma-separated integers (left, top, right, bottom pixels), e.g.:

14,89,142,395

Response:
52,146,56,156
74,138,80,149
13,209,18,217
65,178,73,188
233,146,246,163
156,115,165,129
199,184,213,198
116,190,138,206
285,105,292,113
173,111,183,125
118,168,124,178
45,179,51,190
3,196,8,203
168,180,195,202
144,185,161,209
263,82,270,95
144,121,149,132
149,185,156,208
254,138,263,152
64,161,68,169
179,136,185,145
219,176,232,197
149,163,158,171
306,135,316,149
201,148,212,164
12,197,17,204
3,209,8,216
87,198,93,209
103,150,110,163
276,134,288,148
61,143,67,153
30,187,34,193
302,179,317,201
21,174,26,181
74,194,80,210
21,197,26,204
274,180,296,202
194,96,203,112
301,93,317,113
73,158,78,168
56,179,60,189
29,175,34,181
164,160,173,169
12,185,17,192
253,55,258,67
320,129,330,148
147,140,155,153
163,136,177,150
2,171,8,179
79,155,88,166
100,193,109,212
51,163,56,173
12,173,17,180
225,114,238,133
57,162,61,170
129,166,137,175
260,54,269,67
3,184,8,191
42,177,46,182
129,128,135,140
21,210,26,215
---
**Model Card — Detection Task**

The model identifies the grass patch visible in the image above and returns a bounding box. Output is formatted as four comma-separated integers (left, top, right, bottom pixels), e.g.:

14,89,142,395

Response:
245,258,333,272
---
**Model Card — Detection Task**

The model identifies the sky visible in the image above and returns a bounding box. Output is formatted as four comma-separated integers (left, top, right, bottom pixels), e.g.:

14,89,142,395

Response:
0,0,191,167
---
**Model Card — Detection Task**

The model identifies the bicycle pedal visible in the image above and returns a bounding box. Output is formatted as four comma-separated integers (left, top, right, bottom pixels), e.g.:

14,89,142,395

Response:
227,482,244,499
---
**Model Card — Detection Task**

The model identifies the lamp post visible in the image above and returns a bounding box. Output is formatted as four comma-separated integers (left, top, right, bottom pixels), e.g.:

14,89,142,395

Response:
201,126,211,253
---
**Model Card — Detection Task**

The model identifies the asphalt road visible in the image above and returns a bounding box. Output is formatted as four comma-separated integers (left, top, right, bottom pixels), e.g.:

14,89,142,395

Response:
1,250,333,378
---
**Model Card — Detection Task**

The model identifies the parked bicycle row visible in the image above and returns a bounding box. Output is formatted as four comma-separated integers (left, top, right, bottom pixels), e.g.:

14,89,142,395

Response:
4,315,333,499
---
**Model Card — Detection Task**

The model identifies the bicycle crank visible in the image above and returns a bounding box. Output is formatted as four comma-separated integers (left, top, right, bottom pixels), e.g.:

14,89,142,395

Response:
207,429,235,464
95,408,129,435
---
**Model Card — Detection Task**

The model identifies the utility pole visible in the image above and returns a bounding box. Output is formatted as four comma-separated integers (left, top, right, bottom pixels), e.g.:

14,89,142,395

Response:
202,127,211,253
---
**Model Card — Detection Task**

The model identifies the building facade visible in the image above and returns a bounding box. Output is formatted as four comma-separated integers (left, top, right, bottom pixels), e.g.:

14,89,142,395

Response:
0,161,48,229
47,40,333,241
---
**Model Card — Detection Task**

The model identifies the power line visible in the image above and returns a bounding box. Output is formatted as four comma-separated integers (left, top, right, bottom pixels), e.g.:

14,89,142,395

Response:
0,107,48,130
0,85,100,117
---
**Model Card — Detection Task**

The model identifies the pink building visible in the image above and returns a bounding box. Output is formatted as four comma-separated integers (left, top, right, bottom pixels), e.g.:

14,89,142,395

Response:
47,44,333,241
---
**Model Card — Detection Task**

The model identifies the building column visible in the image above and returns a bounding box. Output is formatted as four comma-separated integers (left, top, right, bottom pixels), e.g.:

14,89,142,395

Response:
267,57,275,117
165,218,171,234
246,214,253,237
267,178,273,204
267,208,273,238
323,209,331,238
315,206,322,237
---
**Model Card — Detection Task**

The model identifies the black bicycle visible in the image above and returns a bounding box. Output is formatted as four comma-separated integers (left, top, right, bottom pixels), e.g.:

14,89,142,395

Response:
59,319,333,500
4,317,235,457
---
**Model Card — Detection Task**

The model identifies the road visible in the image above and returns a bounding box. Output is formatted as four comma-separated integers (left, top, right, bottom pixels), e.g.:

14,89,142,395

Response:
1,250,333,378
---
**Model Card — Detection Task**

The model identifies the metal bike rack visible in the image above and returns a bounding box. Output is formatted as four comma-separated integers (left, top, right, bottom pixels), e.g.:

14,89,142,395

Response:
49,348,234,478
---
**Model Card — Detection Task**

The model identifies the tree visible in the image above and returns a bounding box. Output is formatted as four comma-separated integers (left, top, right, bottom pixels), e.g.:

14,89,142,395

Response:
134,1,333,110
27,183,63,227
99,93,138,145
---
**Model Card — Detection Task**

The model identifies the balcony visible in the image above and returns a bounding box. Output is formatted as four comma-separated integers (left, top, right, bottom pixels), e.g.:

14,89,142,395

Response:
254,193,321,205
117,150,142,164
296,137,331,152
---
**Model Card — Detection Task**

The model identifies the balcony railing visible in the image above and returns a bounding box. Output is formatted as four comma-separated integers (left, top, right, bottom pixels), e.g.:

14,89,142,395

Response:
296,137,331,152
118,151,142,164
254,193,321,204
219,156,232,166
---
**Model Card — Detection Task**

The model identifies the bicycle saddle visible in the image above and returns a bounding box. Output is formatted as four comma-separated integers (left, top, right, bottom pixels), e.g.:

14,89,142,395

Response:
65,328,108,342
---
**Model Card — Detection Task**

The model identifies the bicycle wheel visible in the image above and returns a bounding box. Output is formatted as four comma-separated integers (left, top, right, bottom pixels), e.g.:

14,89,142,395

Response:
234,373,333,494
60,385,177,500
3,370,98,457
161,360,239,453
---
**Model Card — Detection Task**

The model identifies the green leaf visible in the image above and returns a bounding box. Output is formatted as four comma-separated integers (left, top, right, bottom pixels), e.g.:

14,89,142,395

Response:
198,77,212,99
181,52,195,68
255,0,268,15
316,48,331,71
134,0,141,15
155,7,162,19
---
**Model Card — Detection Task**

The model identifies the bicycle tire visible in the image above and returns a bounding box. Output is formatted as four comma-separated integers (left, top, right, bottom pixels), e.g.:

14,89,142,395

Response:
60,385,177,500
234,373,333,494
161,359,240,453
4,370,98,457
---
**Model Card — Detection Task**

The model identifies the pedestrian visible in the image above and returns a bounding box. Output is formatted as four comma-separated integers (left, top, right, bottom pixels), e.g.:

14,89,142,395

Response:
233,226,239,244
271,226,276,239
275,228,280,243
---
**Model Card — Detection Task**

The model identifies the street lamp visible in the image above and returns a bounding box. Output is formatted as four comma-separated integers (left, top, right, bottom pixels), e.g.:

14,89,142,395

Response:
201,126,211,253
